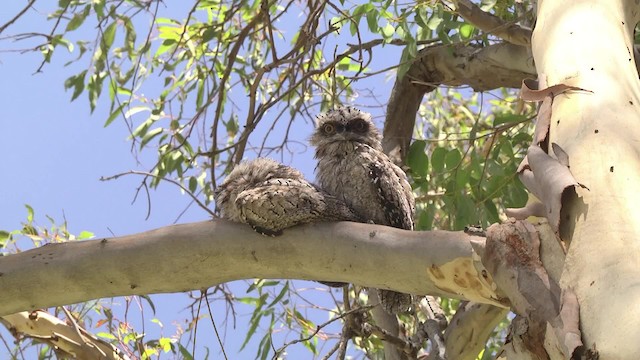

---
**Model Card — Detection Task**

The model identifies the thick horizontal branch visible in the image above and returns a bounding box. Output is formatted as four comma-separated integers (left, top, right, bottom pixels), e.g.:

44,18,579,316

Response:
0,220,506,316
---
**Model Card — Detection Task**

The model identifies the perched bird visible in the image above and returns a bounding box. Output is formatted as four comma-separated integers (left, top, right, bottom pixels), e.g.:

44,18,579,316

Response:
214,157,361,287
310,106,416,314
214,157,361,236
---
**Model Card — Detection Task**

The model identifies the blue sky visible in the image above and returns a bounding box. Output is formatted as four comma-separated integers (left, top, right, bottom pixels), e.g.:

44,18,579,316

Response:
0,2,404,358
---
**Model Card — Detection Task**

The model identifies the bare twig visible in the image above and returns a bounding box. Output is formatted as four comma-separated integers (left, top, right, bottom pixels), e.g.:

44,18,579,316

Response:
100,170,215,216
0,0,36,35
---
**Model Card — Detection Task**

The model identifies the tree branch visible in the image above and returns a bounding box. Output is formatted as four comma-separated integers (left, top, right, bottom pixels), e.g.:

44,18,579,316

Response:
0,0,35,35
383,42,535,162
453,0,532,46
0,220,506,316
1,310,130,359
444,302,508,360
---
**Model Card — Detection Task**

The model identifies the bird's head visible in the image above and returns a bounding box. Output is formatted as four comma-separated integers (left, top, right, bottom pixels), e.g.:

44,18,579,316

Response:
310,107,383,151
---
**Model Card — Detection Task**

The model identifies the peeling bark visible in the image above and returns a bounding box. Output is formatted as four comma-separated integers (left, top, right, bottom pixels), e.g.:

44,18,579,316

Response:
0,220,506,317
509,145,582,232
478,220,591,359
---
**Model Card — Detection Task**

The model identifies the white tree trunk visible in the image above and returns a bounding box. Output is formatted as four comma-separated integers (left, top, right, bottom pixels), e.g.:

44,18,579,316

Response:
532,0,640,358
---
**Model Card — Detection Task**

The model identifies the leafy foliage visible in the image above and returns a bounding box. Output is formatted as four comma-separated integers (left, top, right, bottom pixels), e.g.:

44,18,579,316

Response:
409,89,534,231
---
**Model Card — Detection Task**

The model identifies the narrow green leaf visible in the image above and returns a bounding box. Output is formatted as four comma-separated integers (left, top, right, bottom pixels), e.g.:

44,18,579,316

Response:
431,147,447,173
97,332,117,340
188,177,198,193
267,282,289,307
201,27,217,43
240,312,262,350
102,22,117,50
125,106,151,120
493,113,528,126
417,207,434,230
93,0,105,19
65,5,91,32
64,70,87,101
0,230,10,245
445,149,462,170
381,23,395,41
195,79,204,109
454,195,476,230
366,10,379,33
140,127,163,148
459,23,475,39
177,344,195,360
77,231,94,240
25,204,34,223
158,337,172,353
104,101,128,127
258,330,272,360
427,11,444,30
407,140,429,177
397,46,414,79
236,296,259,305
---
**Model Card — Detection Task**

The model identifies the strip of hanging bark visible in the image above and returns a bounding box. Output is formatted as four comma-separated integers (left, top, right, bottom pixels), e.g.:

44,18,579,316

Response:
520,78,591,101
453,0,532,46
0,311,129,360
513,145,582,232
383,42,536,162
520,78,592,146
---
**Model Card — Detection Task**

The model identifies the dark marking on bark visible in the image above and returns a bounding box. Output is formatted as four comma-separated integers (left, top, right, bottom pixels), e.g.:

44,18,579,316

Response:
610,166,614,172
594,129,599,133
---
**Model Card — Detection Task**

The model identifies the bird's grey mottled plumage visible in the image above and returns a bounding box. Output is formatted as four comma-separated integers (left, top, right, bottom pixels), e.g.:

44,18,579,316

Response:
214,157,361,236
311,106,416,314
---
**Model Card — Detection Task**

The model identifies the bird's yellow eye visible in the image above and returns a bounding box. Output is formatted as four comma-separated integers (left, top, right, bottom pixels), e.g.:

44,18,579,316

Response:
322,123,336,134
352,119,367,133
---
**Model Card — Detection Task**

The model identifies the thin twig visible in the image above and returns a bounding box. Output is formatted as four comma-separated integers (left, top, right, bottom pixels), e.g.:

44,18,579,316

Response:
0,0,36,35
100,170,215,216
